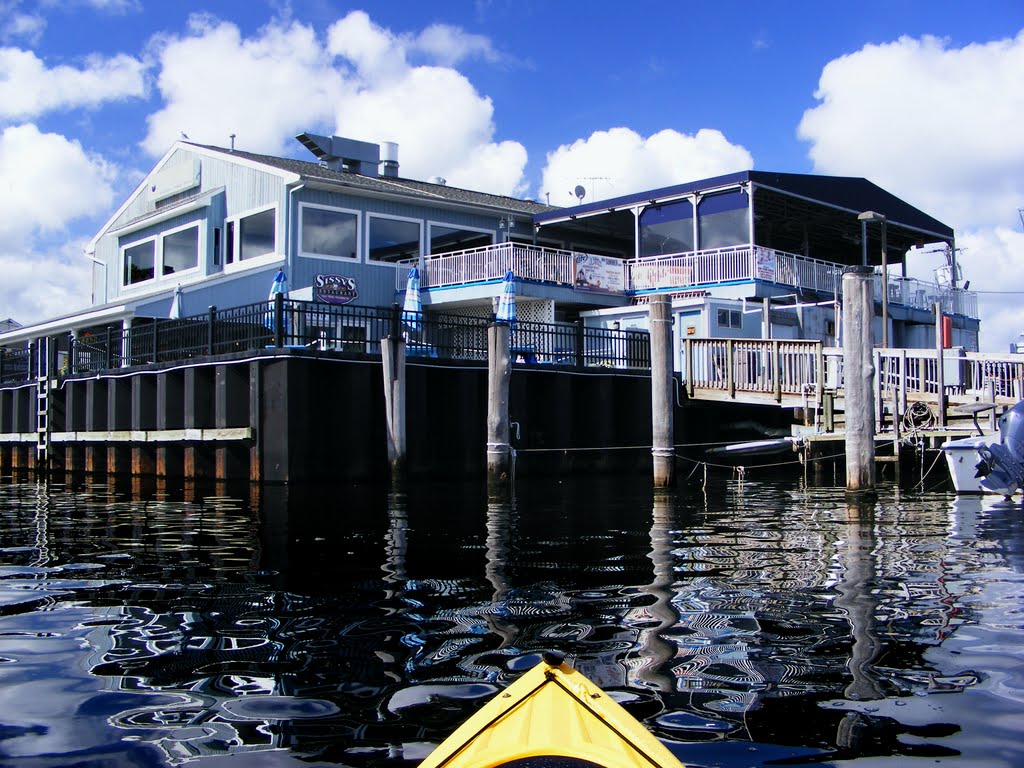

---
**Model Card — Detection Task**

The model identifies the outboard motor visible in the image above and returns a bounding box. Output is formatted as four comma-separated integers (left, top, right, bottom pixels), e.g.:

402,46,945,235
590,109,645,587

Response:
975,400,1024,496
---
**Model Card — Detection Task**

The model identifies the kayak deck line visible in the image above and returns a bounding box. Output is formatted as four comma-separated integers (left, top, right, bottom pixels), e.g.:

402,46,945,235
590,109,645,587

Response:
418,651,686,768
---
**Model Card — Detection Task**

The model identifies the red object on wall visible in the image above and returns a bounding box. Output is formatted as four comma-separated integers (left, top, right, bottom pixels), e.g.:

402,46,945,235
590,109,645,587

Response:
942,314,953,348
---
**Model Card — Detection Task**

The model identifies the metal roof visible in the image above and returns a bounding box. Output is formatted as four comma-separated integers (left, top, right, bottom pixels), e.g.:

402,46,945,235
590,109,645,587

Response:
534,170,954,242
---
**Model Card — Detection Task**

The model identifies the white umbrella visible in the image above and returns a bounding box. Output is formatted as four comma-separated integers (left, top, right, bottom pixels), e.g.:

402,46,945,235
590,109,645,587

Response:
402,266,422,334
169,284,183,319
496,270,516,327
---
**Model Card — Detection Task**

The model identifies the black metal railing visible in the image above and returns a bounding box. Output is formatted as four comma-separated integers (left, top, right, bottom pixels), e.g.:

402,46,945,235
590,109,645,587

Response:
1,297,651,383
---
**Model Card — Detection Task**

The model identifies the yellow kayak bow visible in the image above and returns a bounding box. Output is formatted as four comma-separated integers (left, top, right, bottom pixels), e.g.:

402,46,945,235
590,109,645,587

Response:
418,652,686,768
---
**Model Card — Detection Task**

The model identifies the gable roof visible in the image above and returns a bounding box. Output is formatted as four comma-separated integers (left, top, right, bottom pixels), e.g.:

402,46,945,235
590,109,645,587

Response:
190,143,555,217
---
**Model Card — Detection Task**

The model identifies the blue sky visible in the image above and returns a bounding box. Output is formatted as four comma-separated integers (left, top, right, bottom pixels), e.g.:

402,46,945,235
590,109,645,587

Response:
2,1,1023,349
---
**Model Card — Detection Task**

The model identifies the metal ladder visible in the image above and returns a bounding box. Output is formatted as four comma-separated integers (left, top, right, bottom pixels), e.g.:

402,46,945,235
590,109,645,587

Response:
34,337,50,467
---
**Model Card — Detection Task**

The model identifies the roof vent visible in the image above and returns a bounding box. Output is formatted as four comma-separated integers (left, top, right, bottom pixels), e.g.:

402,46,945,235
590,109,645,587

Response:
380,142,400,178
427,176,447,186
296,132,380,175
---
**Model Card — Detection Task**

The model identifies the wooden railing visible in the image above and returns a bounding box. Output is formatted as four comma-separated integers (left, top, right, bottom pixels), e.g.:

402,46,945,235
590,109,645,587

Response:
682,338,823,402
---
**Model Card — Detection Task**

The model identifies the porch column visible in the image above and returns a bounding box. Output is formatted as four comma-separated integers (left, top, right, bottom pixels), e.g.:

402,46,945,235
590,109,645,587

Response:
842,266,876,495
121,318,132,368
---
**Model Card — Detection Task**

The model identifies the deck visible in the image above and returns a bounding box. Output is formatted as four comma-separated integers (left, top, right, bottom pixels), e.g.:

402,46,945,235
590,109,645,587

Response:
682,338,1024,435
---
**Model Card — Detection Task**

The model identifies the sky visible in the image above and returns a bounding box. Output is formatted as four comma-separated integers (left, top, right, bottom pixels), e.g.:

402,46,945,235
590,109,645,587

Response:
1,0,1023,350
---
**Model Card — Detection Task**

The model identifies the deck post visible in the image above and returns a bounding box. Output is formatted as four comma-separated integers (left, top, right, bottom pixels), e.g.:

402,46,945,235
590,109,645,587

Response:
843,266,876,494
935,303,947,427
486,322,512,495
382,334,407,485
650,295,675,488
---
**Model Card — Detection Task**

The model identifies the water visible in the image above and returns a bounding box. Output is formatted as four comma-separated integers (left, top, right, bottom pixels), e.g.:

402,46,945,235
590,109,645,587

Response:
0,473,1021,767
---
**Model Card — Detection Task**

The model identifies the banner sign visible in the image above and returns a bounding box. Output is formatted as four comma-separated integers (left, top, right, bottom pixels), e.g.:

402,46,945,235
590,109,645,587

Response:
574,254,625,293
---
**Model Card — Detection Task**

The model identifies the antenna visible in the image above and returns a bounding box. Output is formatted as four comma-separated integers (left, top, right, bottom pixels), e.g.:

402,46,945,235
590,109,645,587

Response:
573,185,586,203
1018,207,1023,230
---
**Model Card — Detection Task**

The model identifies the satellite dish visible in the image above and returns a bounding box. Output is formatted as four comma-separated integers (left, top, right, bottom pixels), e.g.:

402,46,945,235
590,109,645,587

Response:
574,185,586,202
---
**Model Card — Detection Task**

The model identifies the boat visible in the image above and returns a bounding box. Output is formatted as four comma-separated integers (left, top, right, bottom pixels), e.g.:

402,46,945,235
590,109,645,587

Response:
941,400,1024,496
418,651,686,768
705,436,800,457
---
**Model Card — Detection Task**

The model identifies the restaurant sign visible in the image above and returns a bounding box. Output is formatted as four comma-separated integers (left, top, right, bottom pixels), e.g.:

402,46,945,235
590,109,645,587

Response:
313,274,358,305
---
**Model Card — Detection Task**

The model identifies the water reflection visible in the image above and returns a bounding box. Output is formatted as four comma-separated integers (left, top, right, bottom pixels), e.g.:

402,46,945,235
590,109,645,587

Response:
0,475,1019,766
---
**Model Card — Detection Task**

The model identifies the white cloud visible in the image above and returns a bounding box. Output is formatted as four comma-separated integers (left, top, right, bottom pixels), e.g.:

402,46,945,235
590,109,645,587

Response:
539,127,754,206
142,16,345,157
0,240,91,324
956,226,1024,352
143,11,527,195
798,31,1024,232
0,125,115,324
0,46,146,119
799,31,1024,351
0,10,45,44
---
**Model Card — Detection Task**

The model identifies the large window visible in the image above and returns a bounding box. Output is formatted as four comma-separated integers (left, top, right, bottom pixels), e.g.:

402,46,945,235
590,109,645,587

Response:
428,224,492,255
369,215,421,264
300,204,359,260
640,200,694,257
239,208,275,261
227,206,277,266
124,240,155,285
163,226,199,275
698,190,749,250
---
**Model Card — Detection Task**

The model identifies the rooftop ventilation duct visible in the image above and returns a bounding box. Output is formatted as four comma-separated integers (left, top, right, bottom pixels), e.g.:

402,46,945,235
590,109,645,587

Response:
296,133,381,175
380,142,400,178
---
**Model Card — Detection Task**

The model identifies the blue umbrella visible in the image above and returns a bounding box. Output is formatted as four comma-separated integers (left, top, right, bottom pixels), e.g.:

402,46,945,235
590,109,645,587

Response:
496,270,516,327
402,266,422,333
267,268,289,334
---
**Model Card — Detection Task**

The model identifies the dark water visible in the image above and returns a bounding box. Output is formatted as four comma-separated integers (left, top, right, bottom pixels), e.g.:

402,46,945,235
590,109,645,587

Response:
0,473,1022,767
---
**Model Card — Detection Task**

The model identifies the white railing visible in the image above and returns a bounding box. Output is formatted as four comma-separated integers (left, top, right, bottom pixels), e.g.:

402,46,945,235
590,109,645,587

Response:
399,242,978,319
397,243,577,289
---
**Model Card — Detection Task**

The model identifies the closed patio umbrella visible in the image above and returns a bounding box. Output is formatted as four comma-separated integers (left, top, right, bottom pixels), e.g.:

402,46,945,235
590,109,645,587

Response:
267,268,289,335
402,266,422,334
169,284,183,319
496,270,516,327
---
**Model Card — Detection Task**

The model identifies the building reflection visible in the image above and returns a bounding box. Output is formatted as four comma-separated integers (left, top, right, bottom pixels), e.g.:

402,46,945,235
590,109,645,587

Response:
0,476,993,763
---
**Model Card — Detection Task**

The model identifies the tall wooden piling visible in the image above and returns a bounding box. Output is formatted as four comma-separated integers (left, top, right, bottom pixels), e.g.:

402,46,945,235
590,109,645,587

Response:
382,335,407,485
486,322,512,495
842,266,876,494
649,295,675,487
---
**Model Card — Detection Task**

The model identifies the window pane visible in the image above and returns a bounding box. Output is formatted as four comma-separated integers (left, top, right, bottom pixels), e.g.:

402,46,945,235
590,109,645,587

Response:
239,209,275,261
124,240,155,284
163,227,198,275
698,191,749,249
302,207,358,259
369,218,420,263
640,200,694,257
430,225,492,255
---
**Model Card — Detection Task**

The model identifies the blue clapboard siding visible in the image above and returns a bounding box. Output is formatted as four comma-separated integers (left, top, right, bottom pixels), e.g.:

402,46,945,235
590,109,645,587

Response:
94,144,517,315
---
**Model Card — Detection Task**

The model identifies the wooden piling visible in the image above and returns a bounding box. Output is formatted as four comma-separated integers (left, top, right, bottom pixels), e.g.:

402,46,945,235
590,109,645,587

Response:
649,295,675,488
382,335,407,484
486,322,512,495
842,266,876,495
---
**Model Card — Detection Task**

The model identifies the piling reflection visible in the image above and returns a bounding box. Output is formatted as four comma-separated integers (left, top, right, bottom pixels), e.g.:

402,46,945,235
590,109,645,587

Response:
0,476,1016,765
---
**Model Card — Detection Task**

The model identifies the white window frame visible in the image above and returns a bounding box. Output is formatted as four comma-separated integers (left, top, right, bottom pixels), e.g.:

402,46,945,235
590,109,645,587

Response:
121,235,158,289
426,221,495,257
159,220,203,280
225,203,280,273
367,212,423,266
298,202,361,263
120,221,203,291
